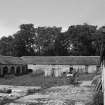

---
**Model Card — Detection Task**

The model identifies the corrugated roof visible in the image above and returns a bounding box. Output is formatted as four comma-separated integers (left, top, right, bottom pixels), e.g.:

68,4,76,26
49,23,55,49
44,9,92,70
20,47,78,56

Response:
21,56,100,65
0,55,26,65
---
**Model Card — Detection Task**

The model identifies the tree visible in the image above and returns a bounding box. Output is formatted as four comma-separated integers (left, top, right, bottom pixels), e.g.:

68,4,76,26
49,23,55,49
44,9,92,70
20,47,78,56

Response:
13,24,35,56
64,24,97,55
0,23,105,56
0,36,14,56
34,26,62,55
92,26,105,56
54,32,69,56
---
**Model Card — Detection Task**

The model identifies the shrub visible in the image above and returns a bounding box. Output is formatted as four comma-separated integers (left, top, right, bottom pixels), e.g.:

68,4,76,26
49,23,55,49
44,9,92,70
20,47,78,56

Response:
0,98,13,105
91,75,101,86
0,88,12,94
28,69,33,73
31,69,44,76
92,91,103,105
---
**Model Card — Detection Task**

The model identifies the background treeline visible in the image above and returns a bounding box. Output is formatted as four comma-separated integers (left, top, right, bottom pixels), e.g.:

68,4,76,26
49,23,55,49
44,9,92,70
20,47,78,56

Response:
0,23,105,57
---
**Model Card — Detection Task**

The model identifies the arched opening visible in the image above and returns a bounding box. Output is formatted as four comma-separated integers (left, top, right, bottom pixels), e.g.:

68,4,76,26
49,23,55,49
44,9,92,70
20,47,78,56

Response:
16,66,21,75
22,66,26,74
3,66,8,75
10,66,15,74
0,67,2,76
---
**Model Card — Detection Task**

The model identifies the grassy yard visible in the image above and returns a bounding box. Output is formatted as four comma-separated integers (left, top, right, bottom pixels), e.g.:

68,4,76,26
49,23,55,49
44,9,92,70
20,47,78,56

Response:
0,74,68,88
0,73,95,88
78,73,95,81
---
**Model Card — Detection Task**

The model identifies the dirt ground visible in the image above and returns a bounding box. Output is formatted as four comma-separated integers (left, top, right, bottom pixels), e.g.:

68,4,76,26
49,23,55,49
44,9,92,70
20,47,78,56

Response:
8,81,94,105
0,73,95,105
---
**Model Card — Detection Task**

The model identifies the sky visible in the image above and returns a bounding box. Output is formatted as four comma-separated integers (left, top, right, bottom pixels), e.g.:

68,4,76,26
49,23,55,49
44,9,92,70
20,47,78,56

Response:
0,0,105,37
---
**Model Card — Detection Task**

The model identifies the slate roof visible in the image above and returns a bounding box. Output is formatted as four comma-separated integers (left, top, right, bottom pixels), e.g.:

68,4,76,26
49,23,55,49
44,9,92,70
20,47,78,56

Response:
21,56,100,65
0,55,26,65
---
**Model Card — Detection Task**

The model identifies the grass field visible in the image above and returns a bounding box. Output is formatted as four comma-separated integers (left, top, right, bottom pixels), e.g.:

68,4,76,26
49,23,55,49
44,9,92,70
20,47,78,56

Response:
0,73,95,88
78,73,95,81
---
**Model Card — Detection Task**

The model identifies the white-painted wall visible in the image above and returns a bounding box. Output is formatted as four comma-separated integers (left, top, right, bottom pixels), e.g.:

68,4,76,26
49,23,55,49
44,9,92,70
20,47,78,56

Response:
28,64,70,77
72,65,86,73
27,64,97,77
88,65,97,73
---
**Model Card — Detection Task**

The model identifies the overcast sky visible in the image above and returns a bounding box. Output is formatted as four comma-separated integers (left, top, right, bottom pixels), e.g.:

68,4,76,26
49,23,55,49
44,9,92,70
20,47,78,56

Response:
0,0,105,37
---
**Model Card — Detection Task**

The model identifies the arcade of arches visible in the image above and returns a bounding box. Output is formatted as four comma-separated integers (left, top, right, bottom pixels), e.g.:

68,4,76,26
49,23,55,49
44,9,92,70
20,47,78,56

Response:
0,65,27,76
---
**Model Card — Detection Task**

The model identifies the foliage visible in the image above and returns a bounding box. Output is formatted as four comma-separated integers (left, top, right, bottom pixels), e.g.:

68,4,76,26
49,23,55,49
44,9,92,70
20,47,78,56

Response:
12,24,35,56
0,36,14,56
34,26,62,55
0,23,105,56
92,91,103,105
64,24,97,55
31,69,45,76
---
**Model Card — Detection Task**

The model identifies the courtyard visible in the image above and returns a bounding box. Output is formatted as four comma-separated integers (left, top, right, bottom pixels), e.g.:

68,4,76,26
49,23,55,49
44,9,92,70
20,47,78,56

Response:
0,73,96,105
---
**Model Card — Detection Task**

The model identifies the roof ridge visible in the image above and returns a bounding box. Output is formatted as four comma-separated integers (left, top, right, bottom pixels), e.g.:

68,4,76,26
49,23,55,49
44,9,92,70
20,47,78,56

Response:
21,56,100,65
21,56,100,57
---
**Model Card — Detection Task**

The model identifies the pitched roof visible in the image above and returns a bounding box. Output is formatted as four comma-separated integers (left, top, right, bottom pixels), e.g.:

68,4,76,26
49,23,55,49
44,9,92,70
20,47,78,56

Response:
0,55,26,65
21,56,100,65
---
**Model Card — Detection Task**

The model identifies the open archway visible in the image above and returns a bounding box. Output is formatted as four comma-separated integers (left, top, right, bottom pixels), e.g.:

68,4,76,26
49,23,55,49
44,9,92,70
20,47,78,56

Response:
0,67,2,76
22,66,26,74
10,66,15,74
16,66,21,75
3,66,8,75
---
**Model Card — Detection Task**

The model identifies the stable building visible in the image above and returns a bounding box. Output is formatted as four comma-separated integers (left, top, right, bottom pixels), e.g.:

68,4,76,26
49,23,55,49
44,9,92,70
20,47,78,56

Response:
21,56,100,77
0,55,27,77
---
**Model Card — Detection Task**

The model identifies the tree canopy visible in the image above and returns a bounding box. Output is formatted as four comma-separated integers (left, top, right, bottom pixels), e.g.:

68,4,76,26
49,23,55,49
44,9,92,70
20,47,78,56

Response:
0,23,105,57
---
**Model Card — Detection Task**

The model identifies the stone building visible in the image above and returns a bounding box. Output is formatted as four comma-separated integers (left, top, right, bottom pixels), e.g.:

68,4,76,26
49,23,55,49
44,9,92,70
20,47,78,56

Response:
0,55,27,77
21,56,100,77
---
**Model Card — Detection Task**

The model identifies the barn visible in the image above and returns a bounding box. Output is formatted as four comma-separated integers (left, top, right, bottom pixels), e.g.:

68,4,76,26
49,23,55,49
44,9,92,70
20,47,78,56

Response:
0,55,27,77
21,56,100,77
